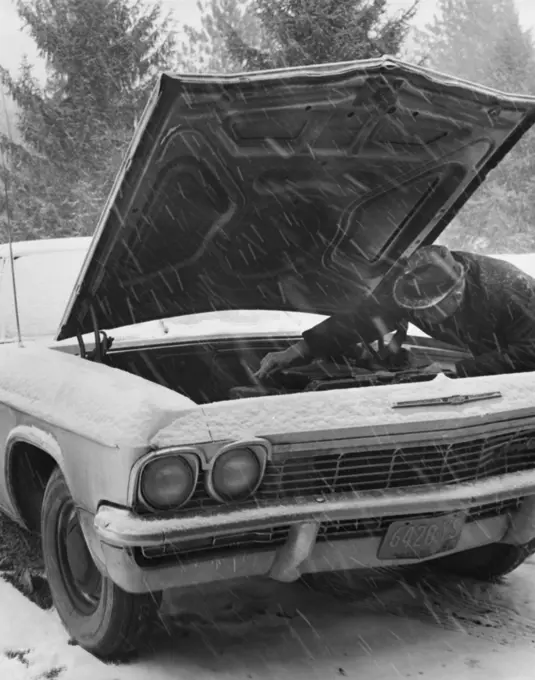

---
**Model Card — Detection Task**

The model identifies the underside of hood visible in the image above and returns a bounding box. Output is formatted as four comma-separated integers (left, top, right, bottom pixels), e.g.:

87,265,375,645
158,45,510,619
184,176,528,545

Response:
57,57,535,341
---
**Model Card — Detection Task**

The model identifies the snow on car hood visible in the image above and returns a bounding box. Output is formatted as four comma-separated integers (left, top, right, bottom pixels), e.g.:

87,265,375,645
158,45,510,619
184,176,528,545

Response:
56,57,535,341
152,372,535,450
0,343,201,449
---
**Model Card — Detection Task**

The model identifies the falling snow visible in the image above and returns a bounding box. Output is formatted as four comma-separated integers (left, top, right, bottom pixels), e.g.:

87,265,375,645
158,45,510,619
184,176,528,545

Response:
2,14,535,678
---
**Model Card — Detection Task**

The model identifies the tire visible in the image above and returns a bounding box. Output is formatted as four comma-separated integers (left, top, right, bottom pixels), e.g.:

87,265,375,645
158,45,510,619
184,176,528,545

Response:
41,468,161,660
430,540,535,582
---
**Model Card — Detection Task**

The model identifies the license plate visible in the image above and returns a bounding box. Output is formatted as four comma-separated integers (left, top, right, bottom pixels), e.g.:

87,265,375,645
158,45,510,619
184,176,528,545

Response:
377,511,466,560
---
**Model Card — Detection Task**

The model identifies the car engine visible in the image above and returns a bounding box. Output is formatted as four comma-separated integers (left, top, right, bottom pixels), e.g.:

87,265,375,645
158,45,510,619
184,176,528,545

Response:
228,346,457,400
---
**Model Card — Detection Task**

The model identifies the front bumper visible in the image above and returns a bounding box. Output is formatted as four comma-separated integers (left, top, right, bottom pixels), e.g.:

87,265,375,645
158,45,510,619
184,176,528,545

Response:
94,470,535,593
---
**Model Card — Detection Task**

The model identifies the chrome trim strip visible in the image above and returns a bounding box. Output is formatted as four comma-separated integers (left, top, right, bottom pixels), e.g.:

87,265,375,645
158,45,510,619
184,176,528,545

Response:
130,447,201,511
203,438,273,470
204,440,268,503
393,391,502,409
270,416,535,454
127,439,272,507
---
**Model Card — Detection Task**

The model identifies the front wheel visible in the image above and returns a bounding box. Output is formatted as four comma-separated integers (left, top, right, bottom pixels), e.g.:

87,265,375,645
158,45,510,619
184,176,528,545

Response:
41,468,161,660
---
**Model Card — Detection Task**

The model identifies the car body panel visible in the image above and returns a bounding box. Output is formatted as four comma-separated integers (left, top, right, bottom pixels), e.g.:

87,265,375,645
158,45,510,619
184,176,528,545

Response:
0,344,195,449
0,343,201,521
0,237,91,344
151,371,535,448
0,425,64,518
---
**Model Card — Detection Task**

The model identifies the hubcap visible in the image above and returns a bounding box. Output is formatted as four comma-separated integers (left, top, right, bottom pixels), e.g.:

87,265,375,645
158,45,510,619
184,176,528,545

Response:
57,504,102,614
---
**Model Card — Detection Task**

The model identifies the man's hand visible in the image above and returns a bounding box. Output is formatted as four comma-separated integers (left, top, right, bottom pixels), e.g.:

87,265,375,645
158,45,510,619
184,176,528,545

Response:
421,361,458,375
254,340,310,381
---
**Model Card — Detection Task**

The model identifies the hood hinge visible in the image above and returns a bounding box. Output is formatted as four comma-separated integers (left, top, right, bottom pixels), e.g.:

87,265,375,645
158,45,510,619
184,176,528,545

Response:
76,303,113,362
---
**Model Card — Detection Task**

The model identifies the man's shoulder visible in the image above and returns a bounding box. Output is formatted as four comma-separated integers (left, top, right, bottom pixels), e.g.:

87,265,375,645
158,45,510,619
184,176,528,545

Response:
452,250,499,266
453,250,535,295
453,250,530,274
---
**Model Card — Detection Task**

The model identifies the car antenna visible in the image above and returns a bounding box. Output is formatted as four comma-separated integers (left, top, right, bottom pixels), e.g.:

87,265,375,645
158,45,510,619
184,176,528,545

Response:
0,85,23,347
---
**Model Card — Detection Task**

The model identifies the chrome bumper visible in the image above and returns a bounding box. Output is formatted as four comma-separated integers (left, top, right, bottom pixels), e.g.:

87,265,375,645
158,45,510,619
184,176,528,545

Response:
93,470,535,593
95,470,535,548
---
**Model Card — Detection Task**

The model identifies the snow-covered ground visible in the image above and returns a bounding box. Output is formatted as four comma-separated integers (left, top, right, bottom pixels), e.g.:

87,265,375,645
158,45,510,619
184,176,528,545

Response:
2,559,535,680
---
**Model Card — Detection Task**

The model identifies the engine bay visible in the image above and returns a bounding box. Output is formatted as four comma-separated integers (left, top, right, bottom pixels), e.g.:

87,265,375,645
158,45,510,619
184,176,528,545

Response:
228,349,457,400
106,332,461,405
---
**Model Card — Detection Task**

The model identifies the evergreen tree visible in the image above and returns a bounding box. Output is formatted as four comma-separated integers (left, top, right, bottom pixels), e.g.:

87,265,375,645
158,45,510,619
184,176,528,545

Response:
181,0,418,74
416,0,535,253
179,0,267,73
0,0,176,241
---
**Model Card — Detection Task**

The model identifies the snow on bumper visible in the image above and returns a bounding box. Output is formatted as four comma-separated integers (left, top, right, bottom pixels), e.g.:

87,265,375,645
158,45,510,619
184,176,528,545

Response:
94,470,535,593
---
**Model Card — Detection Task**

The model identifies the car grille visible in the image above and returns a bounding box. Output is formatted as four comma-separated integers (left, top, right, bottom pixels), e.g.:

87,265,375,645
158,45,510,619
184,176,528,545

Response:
135,498,521,566
262,431,535,499
182,429,535,511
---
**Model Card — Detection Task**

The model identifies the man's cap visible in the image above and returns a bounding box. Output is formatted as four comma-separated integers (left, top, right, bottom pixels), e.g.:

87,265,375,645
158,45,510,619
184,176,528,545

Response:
393,245,466,310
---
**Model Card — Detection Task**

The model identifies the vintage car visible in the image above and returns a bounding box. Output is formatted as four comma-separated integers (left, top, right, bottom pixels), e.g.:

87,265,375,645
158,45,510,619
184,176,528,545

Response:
2,57,535,660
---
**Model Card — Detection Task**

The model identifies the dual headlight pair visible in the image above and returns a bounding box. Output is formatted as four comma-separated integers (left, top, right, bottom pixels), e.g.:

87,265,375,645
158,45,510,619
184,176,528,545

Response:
137,446,265,511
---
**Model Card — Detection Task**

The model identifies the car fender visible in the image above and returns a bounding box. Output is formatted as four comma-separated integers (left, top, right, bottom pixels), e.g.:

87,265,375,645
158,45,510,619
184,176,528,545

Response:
3,425,65,522
0,344,196,449
3,426,120,577
5,424,63,467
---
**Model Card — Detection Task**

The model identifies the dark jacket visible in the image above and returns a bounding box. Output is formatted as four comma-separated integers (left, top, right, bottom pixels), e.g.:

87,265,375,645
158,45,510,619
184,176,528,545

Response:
302,251,535,377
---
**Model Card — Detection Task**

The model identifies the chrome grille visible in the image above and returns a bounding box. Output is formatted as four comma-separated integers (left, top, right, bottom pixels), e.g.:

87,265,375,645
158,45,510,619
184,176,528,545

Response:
180,430,535,511
263,431,535,500
136,499,520,566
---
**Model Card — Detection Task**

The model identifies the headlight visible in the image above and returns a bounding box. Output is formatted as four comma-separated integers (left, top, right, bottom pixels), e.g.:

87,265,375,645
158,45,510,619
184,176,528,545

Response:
139,454,198,510
209,447,264,502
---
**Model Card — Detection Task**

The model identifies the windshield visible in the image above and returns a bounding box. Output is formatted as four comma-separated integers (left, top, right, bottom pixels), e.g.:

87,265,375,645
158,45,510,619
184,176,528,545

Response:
0,247,88,342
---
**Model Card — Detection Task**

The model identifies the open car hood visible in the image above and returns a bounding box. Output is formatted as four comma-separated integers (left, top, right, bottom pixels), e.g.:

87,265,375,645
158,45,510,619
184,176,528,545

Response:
57,57,535,341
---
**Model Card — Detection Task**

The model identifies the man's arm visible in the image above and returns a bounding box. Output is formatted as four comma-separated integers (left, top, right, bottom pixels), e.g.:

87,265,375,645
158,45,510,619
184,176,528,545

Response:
255,290,407,380
302,294,406,358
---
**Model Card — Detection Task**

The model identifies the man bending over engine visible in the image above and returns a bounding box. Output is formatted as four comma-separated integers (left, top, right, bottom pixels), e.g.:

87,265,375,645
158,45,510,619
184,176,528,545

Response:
255,245,535,380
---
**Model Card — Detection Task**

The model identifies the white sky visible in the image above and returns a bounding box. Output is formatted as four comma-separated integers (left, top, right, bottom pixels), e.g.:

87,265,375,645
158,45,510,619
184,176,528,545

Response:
1,0,535,79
